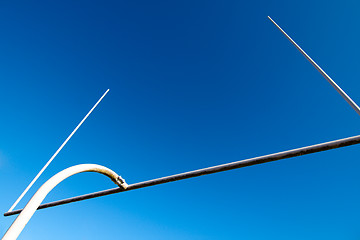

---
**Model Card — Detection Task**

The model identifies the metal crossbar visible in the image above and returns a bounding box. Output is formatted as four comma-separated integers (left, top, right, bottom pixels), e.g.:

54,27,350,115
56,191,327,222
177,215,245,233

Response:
5,134,360,217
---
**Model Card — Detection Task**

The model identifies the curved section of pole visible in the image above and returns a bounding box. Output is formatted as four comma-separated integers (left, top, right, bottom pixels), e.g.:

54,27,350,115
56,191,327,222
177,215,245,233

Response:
2,164,127,240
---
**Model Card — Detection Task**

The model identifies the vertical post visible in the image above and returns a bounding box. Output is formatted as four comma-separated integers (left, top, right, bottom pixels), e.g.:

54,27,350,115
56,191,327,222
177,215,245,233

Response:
8,89,110,213
268,16,360,116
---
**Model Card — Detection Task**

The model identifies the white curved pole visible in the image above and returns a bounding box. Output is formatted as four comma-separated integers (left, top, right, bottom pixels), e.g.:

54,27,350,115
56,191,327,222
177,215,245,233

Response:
2,164,128,240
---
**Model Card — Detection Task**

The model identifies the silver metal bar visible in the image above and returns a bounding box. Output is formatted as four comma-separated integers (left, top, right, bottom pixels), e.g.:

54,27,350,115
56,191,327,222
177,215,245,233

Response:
7,89,110,213
5,134,360,217
268,16,360,116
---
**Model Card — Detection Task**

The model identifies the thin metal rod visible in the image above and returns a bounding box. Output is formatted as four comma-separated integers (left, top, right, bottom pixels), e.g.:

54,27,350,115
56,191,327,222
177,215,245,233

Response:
268,16,360,116
5,134,360,217
7,89,110,213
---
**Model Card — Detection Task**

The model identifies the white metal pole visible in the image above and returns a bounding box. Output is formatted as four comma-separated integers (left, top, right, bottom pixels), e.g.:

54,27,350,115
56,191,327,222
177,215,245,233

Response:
2,164,127,240
268,16,360,116
8,89,110,213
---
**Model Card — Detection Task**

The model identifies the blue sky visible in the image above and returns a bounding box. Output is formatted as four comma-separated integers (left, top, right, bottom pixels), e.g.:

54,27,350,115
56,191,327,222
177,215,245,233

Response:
1,0,360,239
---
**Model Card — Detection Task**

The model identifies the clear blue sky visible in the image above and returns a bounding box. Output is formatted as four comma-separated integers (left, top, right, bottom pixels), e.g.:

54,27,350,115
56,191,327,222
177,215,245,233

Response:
1,0,360,239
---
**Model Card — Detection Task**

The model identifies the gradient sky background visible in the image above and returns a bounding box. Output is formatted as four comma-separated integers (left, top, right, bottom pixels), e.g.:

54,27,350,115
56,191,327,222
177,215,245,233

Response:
1,0,360,239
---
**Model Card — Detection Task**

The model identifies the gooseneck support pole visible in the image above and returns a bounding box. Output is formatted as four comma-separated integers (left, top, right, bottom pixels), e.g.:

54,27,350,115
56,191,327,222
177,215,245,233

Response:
2,164,128,240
